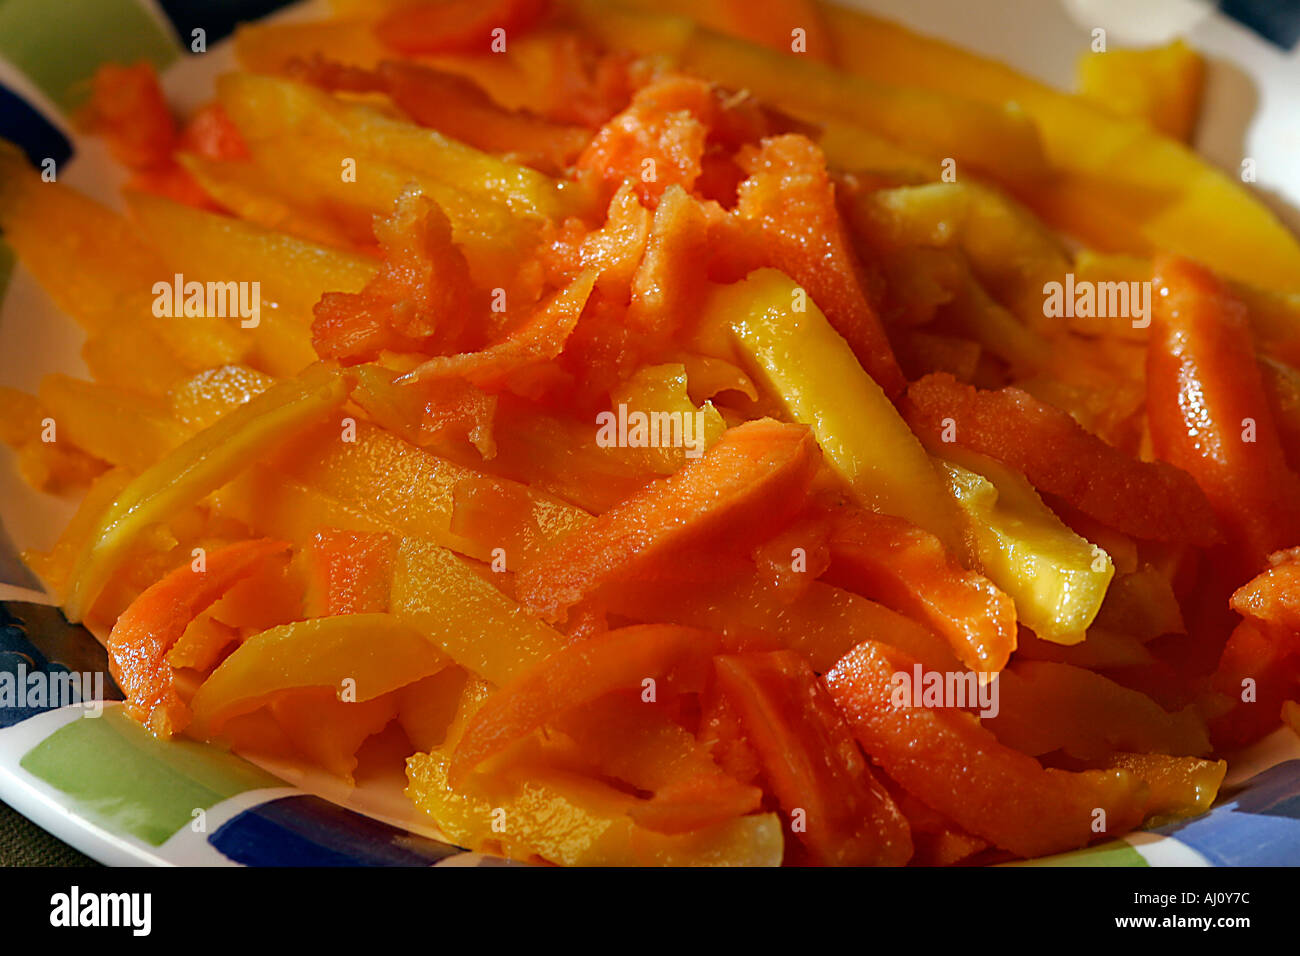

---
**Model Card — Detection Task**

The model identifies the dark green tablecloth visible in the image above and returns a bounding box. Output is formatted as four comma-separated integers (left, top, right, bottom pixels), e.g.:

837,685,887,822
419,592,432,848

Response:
0,798,98,866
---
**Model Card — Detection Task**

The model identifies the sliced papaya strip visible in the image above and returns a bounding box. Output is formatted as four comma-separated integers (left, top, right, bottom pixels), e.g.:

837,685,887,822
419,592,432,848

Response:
64,365,352,622
825,507,1017,673
450,623,720,783
714,650,912,865
904,372,1220,547
1148,256,1300,569
515,418,819,619
190,612,447,738
824,640,1148,858
107,538,288,738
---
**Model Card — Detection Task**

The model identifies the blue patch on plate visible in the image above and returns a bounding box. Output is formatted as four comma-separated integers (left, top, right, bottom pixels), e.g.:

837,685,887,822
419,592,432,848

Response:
1220,0,1300,49
1150,760,1300,866
0,82,71,169
0,602,119,727
209,794,466,866
156,0,302,49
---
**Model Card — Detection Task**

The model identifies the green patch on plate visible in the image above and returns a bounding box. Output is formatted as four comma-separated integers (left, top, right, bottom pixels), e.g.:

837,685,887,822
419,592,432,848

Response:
19,707,279,845
1008,839,1149,867
0,0,179,111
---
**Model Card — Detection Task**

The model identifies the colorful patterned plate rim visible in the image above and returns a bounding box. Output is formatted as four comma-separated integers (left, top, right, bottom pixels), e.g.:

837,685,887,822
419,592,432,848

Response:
2,0,1300,865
